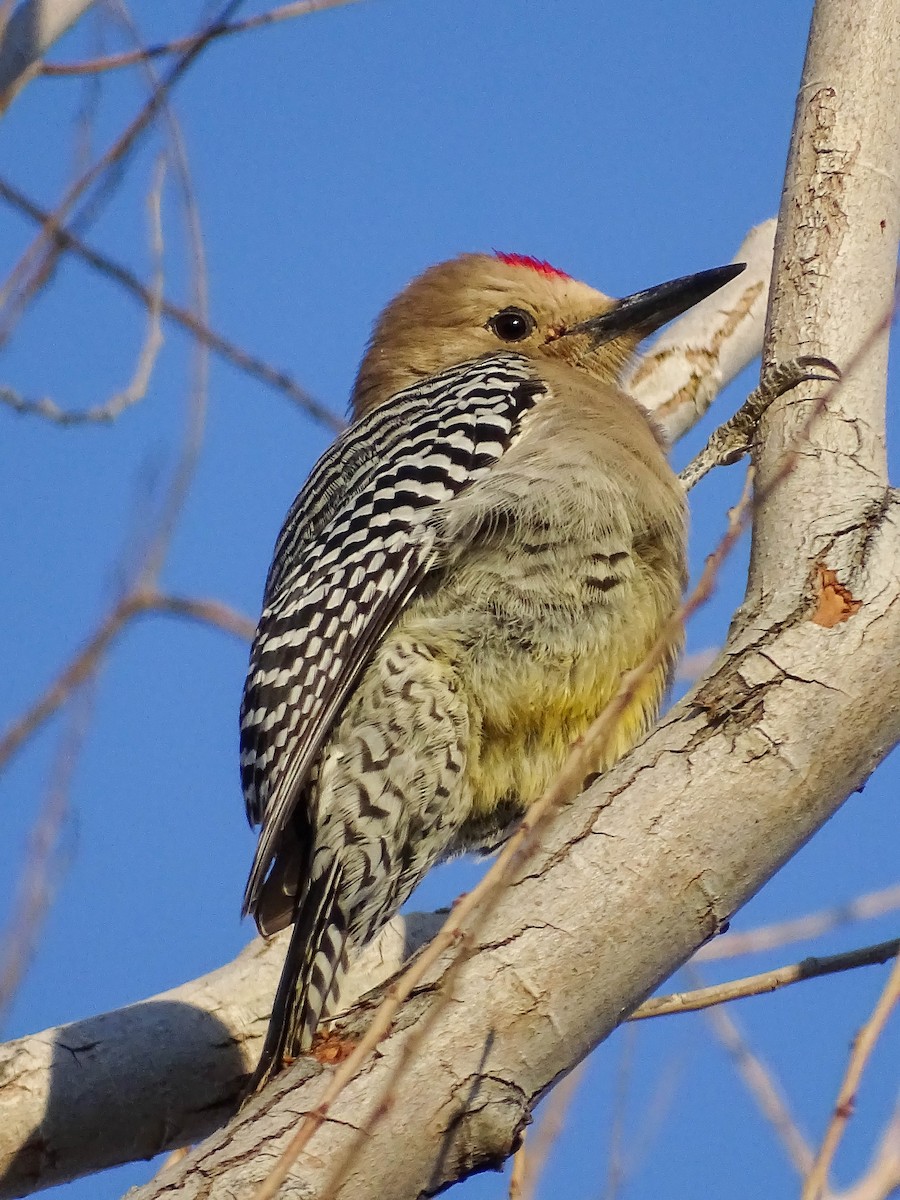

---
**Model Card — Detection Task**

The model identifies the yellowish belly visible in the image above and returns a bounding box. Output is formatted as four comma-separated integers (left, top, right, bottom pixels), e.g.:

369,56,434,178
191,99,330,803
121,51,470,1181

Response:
463,642,670,818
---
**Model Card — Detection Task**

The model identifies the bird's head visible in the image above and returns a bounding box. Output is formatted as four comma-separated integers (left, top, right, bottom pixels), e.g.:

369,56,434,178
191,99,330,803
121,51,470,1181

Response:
351,252,744,418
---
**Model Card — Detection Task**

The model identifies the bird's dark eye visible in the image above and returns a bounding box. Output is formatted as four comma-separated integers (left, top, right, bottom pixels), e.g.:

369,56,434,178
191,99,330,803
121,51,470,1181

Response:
487,307,536,342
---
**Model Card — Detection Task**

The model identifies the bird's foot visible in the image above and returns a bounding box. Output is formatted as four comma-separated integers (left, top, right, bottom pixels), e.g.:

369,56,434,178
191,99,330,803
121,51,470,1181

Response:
679,355,841,490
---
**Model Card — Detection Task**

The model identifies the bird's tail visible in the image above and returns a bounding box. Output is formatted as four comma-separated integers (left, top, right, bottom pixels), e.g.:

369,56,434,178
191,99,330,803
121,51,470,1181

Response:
246,858,348,1094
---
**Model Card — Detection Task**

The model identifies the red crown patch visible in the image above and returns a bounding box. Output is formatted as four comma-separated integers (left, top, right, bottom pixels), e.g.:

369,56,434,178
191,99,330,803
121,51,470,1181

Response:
494,252,572,281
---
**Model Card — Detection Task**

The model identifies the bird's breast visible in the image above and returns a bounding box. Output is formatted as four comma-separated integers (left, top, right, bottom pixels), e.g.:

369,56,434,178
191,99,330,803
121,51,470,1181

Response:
401,531,680,842
398,394,686,845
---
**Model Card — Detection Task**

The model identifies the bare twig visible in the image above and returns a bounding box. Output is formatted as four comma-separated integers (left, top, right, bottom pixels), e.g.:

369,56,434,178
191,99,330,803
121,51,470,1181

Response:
802,954,900,1200
674,646,719,684
606,1049,684,1200
0,589,253,774
145,593,255,641
123,24,212,590
634,939,900,1019
42,0,363,77
831,1105,900,1200
0,0,16,43
97,148,167,415
0,0,245,344
0,156,167,426
508,1132,528,1200
0,176,341,428
626,219,776,440
696,884,900,961
0,597,134,773
70,23,103,179
698,973,815,1177
603,1029,637,1200
514,1063,585,1200
0,691,94,1022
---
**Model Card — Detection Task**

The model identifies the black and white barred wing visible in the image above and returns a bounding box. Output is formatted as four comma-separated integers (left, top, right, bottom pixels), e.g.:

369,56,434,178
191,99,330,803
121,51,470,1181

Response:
239,354,543,920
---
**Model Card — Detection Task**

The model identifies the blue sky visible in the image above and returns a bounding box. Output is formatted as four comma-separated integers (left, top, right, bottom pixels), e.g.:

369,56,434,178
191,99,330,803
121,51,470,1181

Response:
1,2,897,1198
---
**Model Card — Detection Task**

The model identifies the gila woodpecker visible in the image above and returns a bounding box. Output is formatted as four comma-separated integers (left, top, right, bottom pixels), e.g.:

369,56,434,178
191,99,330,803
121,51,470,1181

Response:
240,251,744,1087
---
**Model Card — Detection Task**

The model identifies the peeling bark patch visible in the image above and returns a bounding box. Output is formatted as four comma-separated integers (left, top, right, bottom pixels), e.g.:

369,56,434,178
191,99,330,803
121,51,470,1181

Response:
649,281,766,421
811,564,862,627
310,1028,357,1064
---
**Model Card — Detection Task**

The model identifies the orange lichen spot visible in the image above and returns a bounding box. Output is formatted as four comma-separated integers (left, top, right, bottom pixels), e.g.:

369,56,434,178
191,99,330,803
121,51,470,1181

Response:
311,1028,357,1064
811,564,861,627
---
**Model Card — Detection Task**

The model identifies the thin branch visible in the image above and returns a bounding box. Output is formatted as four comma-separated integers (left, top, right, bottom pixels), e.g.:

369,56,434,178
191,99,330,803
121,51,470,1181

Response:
146,592,255,641
0,691,94,1022
802,953,900,1200
125,17,212,590
0,155,167,426
602,1029,637,1200
674,646,719,684
0,0,245,345
831,1105,900,1200
508,1132,528,1200
514,1063,585,1200
0,595,136,773
0,175,341,429
70,30,103,180
698,972,815,1177
0,589,253,774
607,1049,684,1200
696,884,900,961
633,939,900,1019
42,0,362,76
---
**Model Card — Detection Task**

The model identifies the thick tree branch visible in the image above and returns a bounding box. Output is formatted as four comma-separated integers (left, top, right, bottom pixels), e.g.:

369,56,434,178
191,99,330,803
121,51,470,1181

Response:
624,218,775,441
0,914,445,1199
4,913,893,1192
748,0,899,608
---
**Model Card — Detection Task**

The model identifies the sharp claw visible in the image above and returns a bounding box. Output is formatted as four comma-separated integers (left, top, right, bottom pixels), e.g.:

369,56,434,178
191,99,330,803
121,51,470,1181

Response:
795,354,842,382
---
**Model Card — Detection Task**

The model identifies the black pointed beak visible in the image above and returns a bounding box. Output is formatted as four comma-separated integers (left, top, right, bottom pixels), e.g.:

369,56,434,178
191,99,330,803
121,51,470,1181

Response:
566,263,746,346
